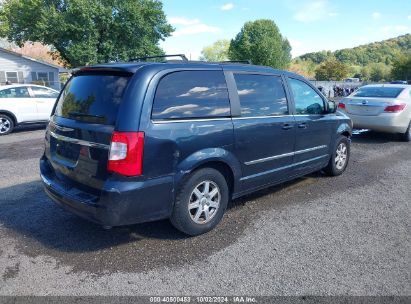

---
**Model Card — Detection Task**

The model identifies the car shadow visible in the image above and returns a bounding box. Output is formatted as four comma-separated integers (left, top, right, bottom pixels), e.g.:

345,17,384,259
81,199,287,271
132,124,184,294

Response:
0,180,186,252
0,169,326,272
0,179,253,272
351,129,404,144
0,174,315,253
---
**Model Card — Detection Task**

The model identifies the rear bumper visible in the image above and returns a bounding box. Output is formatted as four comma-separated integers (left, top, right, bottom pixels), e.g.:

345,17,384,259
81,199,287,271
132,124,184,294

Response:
40,156,174,227
347,113,409,133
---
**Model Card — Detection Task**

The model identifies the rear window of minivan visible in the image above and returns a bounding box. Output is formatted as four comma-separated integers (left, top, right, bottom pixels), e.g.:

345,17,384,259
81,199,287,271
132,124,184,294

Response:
54,74,130,125
151,71,231,120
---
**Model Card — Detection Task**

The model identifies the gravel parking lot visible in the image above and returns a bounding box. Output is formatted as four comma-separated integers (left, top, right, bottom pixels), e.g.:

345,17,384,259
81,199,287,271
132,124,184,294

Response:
0,126,410,296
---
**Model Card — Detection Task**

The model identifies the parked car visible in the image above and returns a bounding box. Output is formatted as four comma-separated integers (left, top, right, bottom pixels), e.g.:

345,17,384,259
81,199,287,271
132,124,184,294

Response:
40,58,352,236
345,78,360,83
0,84,59,135
338,84,411,141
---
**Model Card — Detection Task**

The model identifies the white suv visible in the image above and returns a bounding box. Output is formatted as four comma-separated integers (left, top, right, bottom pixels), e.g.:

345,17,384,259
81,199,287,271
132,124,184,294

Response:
0,84,59,135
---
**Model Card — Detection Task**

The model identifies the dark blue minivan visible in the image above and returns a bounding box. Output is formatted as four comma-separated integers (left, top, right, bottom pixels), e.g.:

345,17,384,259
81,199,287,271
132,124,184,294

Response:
40,58,352,235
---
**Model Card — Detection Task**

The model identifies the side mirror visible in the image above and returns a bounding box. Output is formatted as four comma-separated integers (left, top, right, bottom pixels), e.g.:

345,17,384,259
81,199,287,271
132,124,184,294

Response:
307,103,323,115
328,100,337,113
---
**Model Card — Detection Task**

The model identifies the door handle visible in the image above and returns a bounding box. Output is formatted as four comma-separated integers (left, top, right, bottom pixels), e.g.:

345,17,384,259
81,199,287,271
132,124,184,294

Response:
298,123,308,129
282,123,293,130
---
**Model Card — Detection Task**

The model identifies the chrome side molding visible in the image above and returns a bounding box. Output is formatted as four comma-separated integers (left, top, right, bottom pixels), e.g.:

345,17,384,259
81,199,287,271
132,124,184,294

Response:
245,145,327,165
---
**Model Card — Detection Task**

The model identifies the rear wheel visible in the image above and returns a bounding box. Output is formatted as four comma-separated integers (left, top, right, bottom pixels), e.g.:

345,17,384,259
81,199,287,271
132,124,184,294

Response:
324,136,350,176
0,114,14,135
401,122,411,142
170,168,229,236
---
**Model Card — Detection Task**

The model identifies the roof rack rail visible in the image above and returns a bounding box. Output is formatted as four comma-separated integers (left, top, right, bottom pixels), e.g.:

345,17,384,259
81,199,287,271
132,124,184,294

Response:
130,54,188,62
219,60,252,64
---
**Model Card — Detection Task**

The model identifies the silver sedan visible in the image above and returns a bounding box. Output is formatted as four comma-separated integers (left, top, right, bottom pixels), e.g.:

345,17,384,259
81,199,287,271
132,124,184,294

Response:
338,84,411,141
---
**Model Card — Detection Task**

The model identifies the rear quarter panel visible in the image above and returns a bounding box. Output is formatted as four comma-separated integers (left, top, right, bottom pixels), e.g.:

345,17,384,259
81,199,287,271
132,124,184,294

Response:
142,120,239,187
399,88,411,125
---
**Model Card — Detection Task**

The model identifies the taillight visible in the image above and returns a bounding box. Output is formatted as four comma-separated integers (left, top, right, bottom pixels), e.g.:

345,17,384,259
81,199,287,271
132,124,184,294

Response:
338,102,346,110
384,104,406,113
108,132,144,176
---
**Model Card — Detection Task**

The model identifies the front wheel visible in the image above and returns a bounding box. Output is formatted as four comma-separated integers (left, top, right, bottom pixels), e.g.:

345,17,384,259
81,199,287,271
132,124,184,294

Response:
324,136,350,176
0,114,14,135
170,168,229,236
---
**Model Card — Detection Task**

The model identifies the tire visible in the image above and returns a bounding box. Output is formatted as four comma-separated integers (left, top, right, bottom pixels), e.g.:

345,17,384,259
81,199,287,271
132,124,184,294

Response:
0,114,15,135
324,135,350,176
170,168,229,236
401,122,411,142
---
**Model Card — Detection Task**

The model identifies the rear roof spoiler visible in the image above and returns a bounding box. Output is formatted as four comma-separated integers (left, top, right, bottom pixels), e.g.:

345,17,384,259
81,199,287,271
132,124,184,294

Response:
72,66,134,76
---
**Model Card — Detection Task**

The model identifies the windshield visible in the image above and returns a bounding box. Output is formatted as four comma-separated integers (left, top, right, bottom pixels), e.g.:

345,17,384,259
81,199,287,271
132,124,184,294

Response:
353,87,404,98
54,74,130,125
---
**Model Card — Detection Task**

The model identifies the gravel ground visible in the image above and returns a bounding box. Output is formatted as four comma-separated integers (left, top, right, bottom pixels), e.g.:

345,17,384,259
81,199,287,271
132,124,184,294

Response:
0,126,410,296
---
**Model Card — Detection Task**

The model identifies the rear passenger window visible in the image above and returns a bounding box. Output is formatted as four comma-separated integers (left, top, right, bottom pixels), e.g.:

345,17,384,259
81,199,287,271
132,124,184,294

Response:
0,87,30,98
152,71,231,120
234,74,288,117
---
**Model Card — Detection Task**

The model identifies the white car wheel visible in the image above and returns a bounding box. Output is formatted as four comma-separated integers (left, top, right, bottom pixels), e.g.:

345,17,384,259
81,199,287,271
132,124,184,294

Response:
0,114,14,135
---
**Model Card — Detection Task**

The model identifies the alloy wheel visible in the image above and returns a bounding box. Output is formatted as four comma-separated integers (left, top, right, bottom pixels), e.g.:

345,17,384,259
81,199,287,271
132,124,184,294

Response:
0,117,11,134
335,142,348,170
188,180,221,224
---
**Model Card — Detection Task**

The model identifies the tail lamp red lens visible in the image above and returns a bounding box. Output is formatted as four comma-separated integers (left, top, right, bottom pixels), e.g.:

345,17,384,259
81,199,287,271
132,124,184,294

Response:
108,132,144,176
338,102,346,110
384,104,406,113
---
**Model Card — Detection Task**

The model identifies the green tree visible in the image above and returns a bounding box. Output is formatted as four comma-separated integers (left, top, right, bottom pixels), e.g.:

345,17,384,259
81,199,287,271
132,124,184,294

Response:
315,59,349,81
360,65,371,81
368,63,391,82
298,34,411,66
228,19,291,69
348,65,362,78
288,58,316,79
0,0,173,67
391,52,411,81
300,50,333,64
200,40,229,62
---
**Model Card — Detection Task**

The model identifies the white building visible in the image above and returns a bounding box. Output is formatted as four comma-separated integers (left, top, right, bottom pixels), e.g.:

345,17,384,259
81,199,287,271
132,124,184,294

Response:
0,47,66,90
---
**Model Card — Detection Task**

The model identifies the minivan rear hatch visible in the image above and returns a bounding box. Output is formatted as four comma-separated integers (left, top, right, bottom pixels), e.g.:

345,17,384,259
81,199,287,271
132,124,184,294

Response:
45,71,132,192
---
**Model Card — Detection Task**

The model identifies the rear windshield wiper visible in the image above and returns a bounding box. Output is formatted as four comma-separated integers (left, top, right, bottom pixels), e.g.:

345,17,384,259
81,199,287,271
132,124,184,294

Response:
68,112,105,119
68,112,106,123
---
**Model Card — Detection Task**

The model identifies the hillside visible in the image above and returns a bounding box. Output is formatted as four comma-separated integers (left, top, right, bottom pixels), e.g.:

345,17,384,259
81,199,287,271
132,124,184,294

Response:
298,34,411,66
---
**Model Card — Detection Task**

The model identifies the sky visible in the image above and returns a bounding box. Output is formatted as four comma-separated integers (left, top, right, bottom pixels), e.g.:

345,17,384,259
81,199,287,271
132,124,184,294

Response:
160,0,411,60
